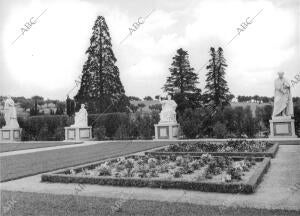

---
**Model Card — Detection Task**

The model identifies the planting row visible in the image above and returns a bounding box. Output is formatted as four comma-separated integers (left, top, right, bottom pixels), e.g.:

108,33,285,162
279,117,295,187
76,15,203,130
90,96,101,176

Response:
146,140,279,158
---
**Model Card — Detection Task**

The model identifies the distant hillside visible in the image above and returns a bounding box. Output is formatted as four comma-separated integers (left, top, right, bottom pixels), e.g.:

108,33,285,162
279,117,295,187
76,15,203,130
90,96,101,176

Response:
130,100,272,116
231,102,272,116
130,100,160,112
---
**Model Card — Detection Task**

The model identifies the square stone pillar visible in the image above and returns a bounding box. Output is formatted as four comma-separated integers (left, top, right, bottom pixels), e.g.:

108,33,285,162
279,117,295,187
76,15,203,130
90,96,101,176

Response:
0,128,22,142
65,126,92,141
269,117,297,138
154,122,179,140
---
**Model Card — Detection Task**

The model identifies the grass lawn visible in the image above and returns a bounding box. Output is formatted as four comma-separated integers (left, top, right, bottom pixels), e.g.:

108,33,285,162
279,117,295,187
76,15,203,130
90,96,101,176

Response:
1,190,299,216
0,141,173,182
0,141,82,153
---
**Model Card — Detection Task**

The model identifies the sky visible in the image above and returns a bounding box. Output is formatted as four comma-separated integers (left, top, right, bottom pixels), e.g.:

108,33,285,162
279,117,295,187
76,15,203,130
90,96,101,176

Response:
0,0,299,100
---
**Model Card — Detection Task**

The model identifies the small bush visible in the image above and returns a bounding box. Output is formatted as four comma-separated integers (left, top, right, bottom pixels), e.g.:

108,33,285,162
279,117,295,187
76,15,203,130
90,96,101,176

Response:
212,121,227,138
94,126,106,140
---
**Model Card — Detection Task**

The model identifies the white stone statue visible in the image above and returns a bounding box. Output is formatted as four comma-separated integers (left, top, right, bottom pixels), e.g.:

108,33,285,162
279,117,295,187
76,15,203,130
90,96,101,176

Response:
71,104,88,127
3,96,19,128
272,72,294,118
159,95,177,123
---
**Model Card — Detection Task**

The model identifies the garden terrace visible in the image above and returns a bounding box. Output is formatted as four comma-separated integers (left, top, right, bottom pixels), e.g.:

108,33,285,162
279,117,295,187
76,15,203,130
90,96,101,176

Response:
146,140,279,158
41,154,270,194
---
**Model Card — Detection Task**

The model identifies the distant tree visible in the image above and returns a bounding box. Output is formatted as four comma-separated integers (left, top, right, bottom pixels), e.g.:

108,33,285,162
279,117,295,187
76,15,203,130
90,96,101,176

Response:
75,16,129,113
253,95,260,103
66,96,75,117
30,103,38,116
144,96,153,101
129,103,139,113
18,98,33,111
137,103,146,111
31,96,44,105
128,96,141,101
149,104,162,111
154,95,160,100
55,102,65,115
227,94,235,102
163,48,201,113
204,47,230,110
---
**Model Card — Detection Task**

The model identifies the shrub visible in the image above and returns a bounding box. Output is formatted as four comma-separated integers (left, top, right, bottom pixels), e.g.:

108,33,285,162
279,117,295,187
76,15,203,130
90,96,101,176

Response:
89,113,130,138
212,121,227,138
94,126,106,140
177,108,205,138
96,163,112,176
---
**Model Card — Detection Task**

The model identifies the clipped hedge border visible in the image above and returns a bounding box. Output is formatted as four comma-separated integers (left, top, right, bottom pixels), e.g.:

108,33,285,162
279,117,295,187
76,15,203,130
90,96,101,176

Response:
145,143,279,158
242,157,271,193
41,156,270,194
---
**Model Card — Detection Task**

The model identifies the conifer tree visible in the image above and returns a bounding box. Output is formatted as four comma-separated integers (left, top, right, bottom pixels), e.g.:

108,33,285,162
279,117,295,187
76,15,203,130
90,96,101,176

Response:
163,48,201,113
204,47,230,109
75,16,129,113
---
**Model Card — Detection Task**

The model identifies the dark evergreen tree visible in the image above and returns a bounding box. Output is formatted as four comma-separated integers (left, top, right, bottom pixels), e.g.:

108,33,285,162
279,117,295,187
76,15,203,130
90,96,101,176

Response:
204,47,230,109
66,96,75,117
75,16,129,113
163,48,201,113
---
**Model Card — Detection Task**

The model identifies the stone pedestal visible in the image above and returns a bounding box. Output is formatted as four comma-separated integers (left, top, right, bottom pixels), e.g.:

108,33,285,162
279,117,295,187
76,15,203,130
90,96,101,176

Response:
0,128,22,142
269,117,297,138
154,122,179,140
65,126,92,141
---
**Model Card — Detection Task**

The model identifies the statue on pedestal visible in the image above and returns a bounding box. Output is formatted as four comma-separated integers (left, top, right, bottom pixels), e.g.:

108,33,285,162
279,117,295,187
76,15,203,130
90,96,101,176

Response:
159,95,177,123
269,72,297,138
3,96,19,129
65,103,92,141
71,104,88,127
272,72,294,118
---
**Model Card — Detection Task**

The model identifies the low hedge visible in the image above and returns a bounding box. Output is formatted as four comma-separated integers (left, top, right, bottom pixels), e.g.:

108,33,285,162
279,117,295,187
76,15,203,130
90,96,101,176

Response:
41,156,270,194
19,115,70,141
242,157,271,193
145,143,279,158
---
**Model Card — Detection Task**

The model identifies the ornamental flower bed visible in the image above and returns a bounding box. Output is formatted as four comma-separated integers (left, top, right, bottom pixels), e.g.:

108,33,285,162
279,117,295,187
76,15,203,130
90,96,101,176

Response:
41,154,270,194
146,140,279,158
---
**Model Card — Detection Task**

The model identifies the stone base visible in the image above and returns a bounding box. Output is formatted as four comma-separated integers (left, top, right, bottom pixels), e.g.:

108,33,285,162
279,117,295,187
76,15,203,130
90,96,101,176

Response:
154,122,179,140
269,117,297,138
65,126,92,141
0,128,22,142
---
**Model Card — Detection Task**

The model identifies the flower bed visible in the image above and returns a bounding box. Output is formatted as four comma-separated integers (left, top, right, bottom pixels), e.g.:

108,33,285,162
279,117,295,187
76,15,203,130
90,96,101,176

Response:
41,154,270,194
146,140,279,158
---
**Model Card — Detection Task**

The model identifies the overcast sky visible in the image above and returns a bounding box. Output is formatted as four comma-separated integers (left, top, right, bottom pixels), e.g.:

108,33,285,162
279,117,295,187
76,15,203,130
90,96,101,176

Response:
0,0,299,100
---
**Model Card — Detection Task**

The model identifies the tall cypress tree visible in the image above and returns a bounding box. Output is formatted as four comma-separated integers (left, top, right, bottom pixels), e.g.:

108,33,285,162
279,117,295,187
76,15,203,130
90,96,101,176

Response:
163,48,201,113
204,47,230,109
75,16,129,113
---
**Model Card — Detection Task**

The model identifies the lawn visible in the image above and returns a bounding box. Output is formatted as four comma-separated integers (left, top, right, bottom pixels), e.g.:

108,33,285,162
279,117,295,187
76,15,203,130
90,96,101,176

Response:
0,141,174,182
1,190,299,216
0,141,82,153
